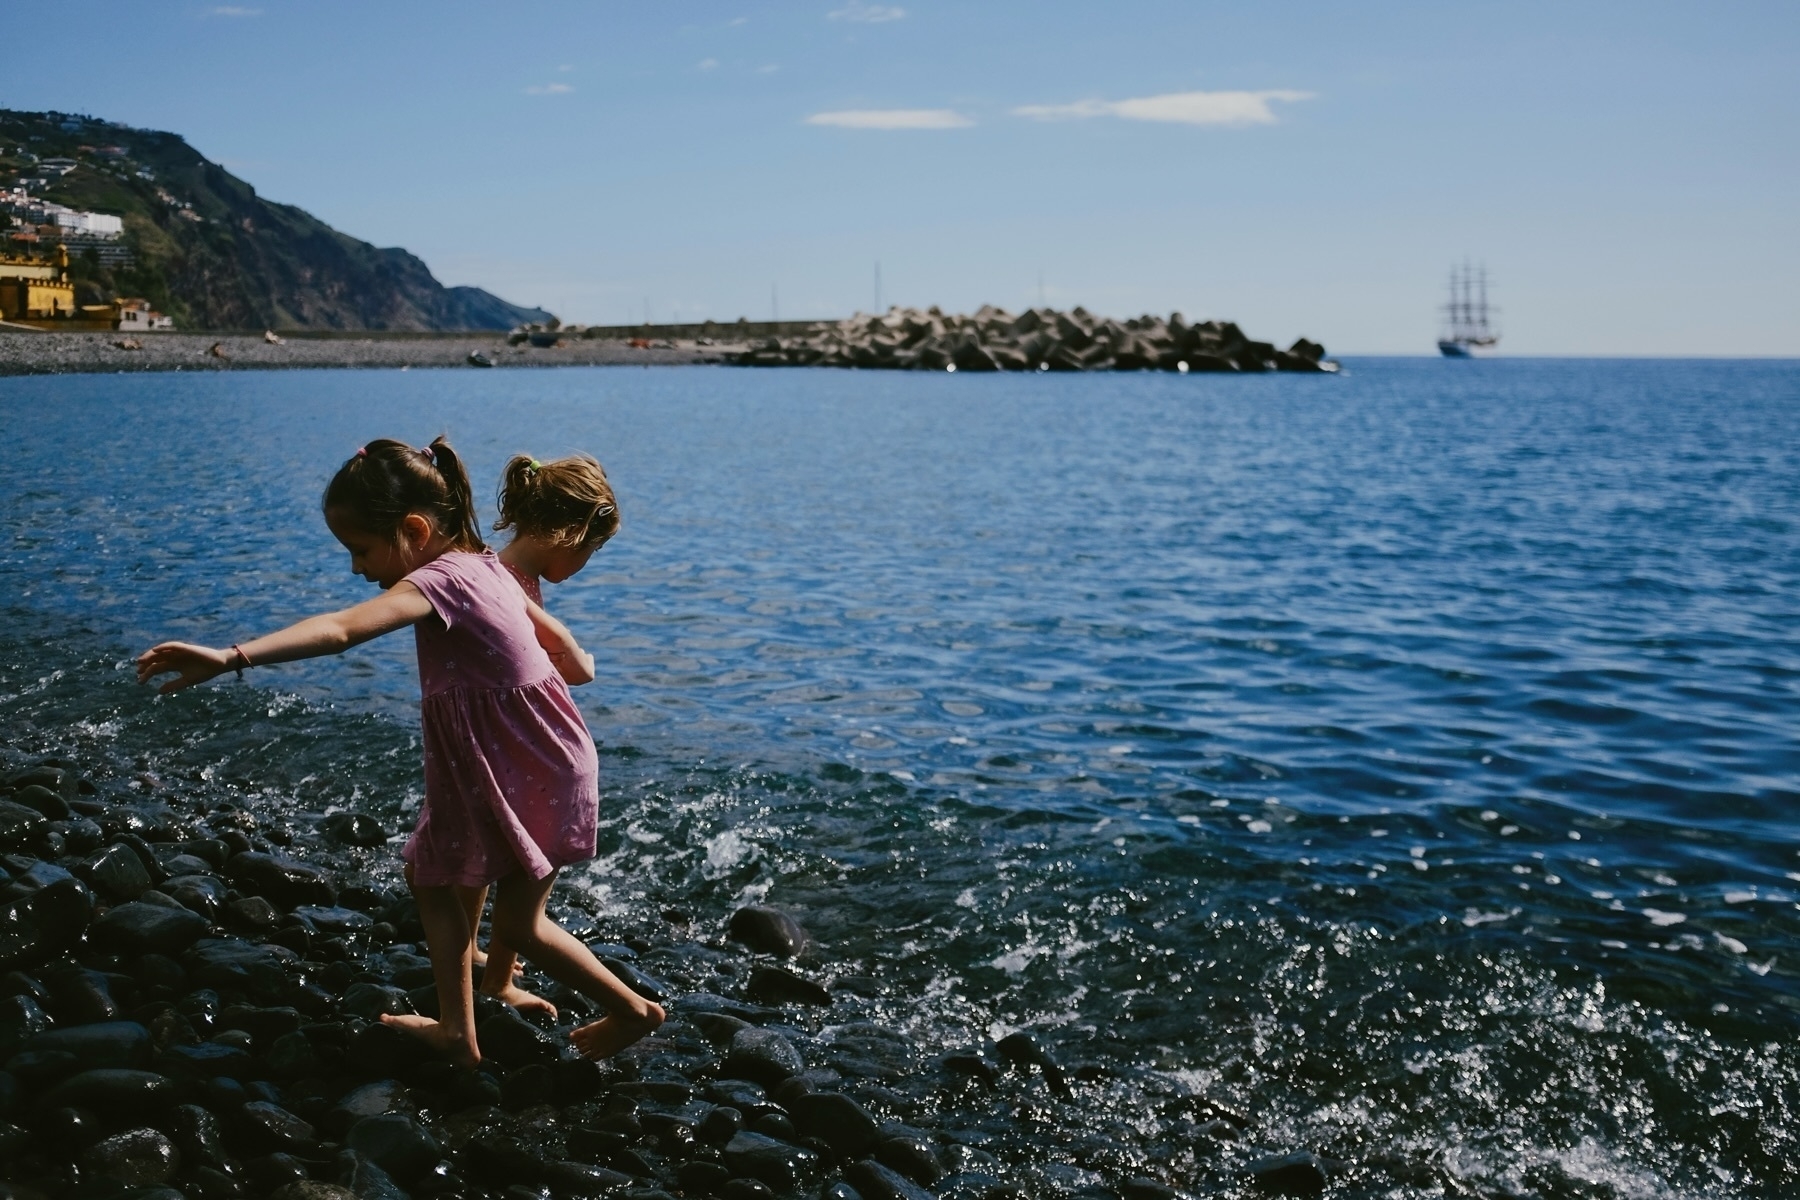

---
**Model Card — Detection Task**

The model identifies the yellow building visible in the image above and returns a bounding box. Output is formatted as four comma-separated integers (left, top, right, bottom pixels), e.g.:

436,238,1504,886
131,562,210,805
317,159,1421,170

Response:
0,245,77,323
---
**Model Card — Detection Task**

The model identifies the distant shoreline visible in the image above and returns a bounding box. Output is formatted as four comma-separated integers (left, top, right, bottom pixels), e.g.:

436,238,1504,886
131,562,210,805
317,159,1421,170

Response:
0,330,724,377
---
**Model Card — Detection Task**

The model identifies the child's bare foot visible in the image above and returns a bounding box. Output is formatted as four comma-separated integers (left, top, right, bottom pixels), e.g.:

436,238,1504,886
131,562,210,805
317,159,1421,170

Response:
569,1001,665,1061
379,1013,480,1069
484,982,558,1020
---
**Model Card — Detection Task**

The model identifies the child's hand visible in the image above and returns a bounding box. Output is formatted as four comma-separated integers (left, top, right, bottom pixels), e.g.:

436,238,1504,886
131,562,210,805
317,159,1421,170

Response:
136,642,232,694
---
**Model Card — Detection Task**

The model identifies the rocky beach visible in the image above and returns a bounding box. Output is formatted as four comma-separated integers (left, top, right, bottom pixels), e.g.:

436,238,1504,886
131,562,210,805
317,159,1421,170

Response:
0,737,1342,1200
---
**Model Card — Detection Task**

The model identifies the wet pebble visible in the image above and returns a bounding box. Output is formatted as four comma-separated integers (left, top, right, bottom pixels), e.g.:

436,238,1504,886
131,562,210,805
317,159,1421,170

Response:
727,905,811,957
91,900,210,955
346,1111,442,1183
724,1025,805,1086
88,1126,181,1186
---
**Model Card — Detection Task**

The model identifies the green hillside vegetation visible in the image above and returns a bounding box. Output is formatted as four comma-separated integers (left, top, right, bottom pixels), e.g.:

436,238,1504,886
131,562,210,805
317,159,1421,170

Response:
0,109,552,331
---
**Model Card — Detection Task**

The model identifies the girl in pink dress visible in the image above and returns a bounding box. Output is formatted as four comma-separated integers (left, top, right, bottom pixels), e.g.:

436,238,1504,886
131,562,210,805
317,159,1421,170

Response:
461,451,620,1005
136,437,663,1068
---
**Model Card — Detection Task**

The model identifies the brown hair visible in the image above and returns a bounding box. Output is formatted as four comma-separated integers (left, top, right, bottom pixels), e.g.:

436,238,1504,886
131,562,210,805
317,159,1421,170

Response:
322,436,485,551
494,453,619,549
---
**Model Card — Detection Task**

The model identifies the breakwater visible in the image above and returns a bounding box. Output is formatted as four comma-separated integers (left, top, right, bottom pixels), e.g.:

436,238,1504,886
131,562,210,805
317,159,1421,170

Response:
727,306,1336,373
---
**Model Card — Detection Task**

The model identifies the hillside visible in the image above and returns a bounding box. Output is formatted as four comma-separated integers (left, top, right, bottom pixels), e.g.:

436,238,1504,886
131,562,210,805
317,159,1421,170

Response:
0,109,552,331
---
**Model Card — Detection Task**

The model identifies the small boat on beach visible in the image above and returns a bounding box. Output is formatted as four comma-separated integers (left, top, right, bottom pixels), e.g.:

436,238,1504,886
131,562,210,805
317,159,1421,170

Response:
1438,262,1499,357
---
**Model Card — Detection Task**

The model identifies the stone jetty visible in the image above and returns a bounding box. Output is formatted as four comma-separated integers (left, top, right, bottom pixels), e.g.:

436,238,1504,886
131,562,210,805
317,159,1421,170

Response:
726,306,1338,374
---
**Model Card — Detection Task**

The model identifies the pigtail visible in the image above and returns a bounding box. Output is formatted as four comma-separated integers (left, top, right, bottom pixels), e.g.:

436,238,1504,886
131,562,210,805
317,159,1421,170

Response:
493,454,541,534
426,435,485,552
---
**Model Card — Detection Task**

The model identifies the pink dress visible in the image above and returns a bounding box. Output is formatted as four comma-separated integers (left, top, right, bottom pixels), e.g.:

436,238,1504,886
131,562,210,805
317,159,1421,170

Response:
502,559,543,605
401,551,598,888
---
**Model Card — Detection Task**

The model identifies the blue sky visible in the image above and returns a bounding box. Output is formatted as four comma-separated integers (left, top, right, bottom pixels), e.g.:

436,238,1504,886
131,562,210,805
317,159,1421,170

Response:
5,1,1796,354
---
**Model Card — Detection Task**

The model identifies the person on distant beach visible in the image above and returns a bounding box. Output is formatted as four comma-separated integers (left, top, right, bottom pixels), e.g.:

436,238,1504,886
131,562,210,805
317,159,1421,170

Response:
135,437,663,1068
457,451,620,1008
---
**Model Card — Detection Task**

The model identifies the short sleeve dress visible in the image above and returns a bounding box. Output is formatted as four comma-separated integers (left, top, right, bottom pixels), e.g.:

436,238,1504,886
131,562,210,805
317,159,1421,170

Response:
401,551,598,888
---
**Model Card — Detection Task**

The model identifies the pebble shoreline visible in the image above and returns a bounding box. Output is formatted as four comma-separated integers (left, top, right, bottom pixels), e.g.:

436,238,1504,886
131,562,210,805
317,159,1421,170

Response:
0,749,1351,1200
0,333,716,377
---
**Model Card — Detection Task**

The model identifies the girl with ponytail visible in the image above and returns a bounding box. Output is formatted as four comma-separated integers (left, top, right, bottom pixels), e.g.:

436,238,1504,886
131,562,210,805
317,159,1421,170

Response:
136,436,663,1068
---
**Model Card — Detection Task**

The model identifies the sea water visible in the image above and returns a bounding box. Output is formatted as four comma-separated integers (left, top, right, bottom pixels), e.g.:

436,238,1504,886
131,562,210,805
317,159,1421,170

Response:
2,359,1798,1197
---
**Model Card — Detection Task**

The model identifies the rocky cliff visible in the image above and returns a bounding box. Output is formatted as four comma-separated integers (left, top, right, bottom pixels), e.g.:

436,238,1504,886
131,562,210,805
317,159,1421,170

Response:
0,109,552,331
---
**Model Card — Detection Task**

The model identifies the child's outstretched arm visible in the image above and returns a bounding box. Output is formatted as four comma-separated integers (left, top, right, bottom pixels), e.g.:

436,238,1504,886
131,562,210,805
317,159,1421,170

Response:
136,584,435,694
525,599,596,686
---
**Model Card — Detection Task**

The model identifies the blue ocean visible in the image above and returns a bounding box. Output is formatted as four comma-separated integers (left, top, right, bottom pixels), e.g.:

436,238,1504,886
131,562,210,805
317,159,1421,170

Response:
3,358,1798,1198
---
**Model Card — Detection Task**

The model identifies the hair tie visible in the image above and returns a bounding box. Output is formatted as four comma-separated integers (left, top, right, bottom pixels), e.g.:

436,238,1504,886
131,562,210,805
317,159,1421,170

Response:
354,446,367,458
528,459,541,474
419,446,437,466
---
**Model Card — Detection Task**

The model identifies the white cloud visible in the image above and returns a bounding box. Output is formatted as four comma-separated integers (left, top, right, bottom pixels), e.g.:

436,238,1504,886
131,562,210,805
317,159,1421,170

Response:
698,58,719,71
210,5,261,14
728,16,749,26
525,83,575,95
806,108,971,130
829,2,905,22
1012,89,1313,127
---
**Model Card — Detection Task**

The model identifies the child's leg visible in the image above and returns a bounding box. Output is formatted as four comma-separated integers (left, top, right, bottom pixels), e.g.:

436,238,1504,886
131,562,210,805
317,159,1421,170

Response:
489,870,664,1060
458,884,487,966
477,923,558,1019
380,882,480,1068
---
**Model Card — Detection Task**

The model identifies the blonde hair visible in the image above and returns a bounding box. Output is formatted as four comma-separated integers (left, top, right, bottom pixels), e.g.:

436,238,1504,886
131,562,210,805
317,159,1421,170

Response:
494,453,619,548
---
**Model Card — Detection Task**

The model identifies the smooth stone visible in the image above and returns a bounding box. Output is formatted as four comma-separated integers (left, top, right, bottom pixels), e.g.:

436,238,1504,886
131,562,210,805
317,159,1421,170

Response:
319,812,389,847
159,1040,256,1079
237,1100,318,1155
690,1010,752,1046
540,1159,633,1196
332,1148,409,1200
185,937,295,1000
697,1105,745,1146
0,994,50,1060
135,951,188,994
598,956,669,1002
92,901,210,956
940,1049,1000,1087
0,802,47,853
75,843,153,901
330,1079,412,1132
161,873,228,919
158,853,217,878
682,991,782,1023
1120,1180,1180,1200
11,785,70,821
846,1158,939,1200
292,905,373,935
1247,1152,1330,1197
247,1152,314,1193
41,964,121,1023
745,964,831,1008
723,1026,804,1086
678,1160,734,1193
719,1180,777,1200
500,1062,556,1110
226,895,282,931
89,1126,181,1185
793,1090,880,1157
347,1112,441,1183
171,1102,232,1172
722,1130,819,1192
340,982,413,1022
476,1010,559,1067
5,1048,79,1088
0,873,92,971
937,1171,1024,1200
41,1067,173,1113
466,1133,542,1185
220,1004,303,1042
267,1029,320,1078
224,851,337,908
727,906,809,958
876,1127,945,1186
22,1020,151,1070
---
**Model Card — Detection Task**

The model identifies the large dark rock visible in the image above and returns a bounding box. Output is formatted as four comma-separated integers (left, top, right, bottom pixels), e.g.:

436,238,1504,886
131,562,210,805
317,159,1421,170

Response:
347,1112,442,1183
92,900,211,955
845,1157,939,1200
477,1010,559,1067
876,1126,944,1186
320,812,389,847
41,1067,174,1113
237,1100,318,1156
0,802,47,852
332,1148,410,1200
292,905,373,935
745,964,831,1008
161,873,228,919
184,937,296,1001
0,872,91,971
792,1090,881,1157
41,963,121,1024
23,1020,151,1071
0,993,51,1059
225,851,337,908
723,1026,805,1086
1248,1151,1331,1197
598,955,670,1002
722,1130,819,1192
727,906,810,958
340,982,413,1022
11,785,71,822
171,1103,232,1172
88,1126,181,1186
74,843,153,901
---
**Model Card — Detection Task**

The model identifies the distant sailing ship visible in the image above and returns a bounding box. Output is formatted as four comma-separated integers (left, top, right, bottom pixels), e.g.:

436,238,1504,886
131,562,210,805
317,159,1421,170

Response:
1437,262,1499,357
